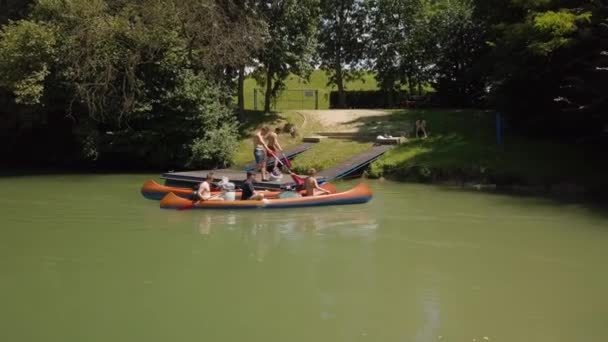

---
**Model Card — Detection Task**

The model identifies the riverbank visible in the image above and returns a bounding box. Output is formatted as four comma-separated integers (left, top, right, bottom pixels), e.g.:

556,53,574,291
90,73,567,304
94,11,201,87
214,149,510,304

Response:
239,109,608,194
366,110,608,192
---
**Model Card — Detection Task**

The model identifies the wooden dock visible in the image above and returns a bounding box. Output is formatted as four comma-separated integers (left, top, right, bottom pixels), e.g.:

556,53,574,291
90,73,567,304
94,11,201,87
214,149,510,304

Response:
162,142,315,190
161,143,394,189
162,169,294,190
317,145,393,180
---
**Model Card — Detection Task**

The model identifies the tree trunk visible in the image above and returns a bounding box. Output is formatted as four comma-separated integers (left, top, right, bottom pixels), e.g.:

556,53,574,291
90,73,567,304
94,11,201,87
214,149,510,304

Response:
237,66,245,115
264,66,273,113
408,75,415,97
336,64,346,108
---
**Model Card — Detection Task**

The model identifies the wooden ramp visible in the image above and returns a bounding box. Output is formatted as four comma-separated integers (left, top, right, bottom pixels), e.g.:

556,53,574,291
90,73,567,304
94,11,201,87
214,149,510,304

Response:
244,142,314,170
317,145,393,180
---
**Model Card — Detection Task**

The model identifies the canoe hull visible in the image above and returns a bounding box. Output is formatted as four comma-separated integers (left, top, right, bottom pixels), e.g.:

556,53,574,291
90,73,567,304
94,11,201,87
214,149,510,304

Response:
160,183,372,210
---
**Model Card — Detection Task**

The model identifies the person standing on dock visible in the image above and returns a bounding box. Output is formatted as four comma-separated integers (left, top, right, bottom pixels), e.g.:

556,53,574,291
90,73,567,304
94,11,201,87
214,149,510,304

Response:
266,127,284,171
253,126,271,181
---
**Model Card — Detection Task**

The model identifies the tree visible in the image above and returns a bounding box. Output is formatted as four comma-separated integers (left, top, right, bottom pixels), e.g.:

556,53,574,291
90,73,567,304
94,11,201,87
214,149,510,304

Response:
0,0,260,168
366,0,430,105
254,0,320,113
429,0,486,106
318,0,366,108
479,0,605,136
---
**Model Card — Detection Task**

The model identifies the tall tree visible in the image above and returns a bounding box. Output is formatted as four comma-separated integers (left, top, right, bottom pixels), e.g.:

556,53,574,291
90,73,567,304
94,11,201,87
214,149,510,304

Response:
366,0,428,105
479,0,605,136
254,0,320,113
318,0,366,108
0,0,263,168
429,0,486,106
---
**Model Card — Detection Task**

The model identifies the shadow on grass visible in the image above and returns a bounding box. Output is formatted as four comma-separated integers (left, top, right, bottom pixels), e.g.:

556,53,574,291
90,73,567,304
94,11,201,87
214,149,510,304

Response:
341,108,494,140
237,110,284,138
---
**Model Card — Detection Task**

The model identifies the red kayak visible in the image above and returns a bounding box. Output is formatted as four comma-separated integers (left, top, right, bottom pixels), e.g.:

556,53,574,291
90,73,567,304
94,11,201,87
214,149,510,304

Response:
160,183,372,210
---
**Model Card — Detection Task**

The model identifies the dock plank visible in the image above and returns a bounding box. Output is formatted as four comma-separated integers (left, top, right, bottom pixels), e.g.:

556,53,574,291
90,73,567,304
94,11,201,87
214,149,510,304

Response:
317,145,393,180
162,169,294,190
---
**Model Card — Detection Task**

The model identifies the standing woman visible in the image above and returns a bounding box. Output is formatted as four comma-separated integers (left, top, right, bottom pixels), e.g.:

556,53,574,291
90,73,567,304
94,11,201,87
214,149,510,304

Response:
253,126,271,181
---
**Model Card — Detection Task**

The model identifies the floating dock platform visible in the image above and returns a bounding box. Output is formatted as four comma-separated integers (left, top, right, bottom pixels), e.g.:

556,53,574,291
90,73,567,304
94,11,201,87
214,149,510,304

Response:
161,142,394,189
317,144,393,179
162,142,315,190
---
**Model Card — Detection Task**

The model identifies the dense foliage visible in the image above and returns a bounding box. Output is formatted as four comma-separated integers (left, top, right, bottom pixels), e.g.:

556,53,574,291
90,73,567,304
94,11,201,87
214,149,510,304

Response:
0,0,264,168
1,0,606,169
317,0,367,108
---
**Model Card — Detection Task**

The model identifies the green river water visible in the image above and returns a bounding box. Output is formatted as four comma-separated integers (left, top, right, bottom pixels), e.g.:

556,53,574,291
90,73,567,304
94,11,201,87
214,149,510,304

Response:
1,175,607,342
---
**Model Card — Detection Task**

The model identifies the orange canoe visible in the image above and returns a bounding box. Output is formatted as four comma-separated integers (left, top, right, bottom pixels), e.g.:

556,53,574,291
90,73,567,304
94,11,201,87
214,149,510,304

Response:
141,179,336,200
160,183,372,210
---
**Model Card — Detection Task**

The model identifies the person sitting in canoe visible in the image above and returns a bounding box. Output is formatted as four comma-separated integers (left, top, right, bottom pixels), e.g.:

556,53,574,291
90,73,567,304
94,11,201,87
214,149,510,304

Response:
304,168,330,196
241,171,265,200
197,173,223,201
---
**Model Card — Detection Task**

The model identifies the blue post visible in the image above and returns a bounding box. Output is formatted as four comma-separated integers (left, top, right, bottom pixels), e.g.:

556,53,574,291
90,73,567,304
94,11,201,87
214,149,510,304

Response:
496,112,503,145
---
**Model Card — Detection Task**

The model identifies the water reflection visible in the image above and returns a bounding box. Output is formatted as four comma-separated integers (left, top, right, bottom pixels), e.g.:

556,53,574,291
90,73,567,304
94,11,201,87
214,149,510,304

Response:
193,206,378,261
194,207,377,235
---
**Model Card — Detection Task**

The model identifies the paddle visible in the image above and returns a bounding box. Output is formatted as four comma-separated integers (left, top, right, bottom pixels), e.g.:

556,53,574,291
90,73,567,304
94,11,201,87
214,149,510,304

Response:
280,151,292,169
267,150,305,188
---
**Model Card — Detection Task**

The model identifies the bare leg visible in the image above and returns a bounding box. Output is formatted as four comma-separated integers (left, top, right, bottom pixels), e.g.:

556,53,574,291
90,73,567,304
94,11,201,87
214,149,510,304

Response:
250,193,265,200
261,157,268,181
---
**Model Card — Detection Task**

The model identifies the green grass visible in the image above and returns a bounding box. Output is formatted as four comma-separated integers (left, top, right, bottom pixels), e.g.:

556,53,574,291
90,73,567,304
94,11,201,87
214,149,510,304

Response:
290,140,373,175
369,109,608,187
232,109,373,173
243,70,379,110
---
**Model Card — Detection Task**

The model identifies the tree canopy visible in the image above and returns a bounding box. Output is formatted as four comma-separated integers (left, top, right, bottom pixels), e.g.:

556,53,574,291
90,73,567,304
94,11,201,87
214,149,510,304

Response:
1,0,607,168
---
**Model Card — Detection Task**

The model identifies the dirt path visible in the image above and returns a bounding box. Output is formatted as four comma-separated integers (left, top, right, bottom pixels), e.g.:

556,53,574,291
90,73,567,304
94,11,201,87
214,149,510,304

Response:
297,109,410,135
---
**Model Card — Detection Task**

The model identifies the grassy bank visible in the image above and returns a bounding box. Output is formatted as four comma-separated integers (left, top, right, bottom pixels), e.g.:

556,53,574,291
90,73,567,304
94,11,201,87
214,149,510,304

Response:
368,109,608,189
233,108,608,192
233,109,373,172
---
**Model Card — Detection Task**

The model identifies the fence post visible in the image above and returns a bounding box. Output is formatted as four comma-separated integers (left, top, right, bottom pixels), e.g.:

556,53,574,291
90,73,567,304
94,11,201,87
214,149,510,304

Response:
253,89,258,111
315,90,319,110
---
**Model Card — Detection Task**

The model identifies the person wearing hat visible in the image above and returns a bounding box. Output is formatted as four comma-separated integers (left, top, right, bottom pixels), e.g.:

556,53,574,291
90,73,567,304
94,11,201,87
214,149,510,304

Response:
242,171,264,200
196,173,224,201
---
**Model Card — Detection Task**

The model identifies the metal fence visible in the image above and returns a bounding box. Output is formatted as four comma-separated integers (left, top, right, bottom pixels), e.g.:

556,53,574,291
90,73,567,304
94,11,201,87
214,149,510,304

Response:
253,89,319,111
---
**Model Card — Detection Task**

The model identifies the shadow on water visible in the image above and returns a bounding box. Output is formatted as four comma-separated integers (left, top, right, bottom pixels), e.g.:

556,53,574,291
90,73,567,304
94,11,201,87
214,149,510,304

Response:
433,184,608,221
